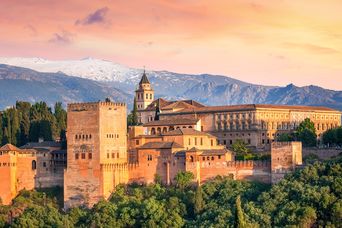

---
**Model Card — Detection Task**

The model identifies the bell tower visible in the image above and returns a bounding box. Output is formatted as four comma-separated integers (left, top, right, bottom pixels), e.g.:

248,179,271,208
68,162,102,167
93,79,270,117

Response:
135,70,154,111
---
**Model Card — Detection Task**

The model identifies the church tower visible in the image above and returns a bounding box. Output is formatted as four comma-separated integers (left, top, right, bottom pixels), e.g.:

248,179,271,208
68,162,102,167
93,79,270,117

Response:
135,70,154,111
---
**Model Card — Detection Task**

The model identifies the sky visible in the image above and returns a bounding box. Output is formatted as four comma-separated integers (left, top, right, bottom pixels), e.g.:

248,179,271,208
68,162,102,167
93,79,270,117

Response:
0,0,341,90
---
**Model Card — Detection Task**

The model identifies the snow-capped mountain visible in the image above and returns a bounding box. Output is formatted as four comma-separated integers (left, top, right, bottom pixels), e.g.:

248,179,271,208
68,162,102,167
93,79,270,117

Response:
0,57,135,82
0,57,342,111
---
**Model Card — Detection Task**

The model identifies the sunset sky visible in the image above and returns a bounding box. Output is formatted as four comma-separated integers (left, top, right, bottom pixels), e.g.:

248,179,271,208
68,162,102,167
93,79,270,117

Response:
0,0,341,90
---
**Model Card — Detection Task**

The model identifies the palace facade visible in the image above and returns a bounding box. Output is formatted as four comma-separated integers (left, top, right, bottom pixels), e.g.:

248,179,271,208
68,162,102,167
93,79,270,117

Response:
136,73,341,151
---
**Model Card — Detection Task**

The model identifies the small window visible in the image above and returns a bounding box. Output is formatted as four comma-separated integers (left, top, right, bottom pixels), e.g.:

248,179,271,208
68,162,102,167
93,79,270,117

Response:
89,153,92,159
112,153,115,158
32,160,37,170
43,162,46,167
107,153,110,159
218,155,221,159
75,153,79,159
81,153,86,159
211,139,213,146
200,138,203,145
202,157,205,161
211,156,214,160
136,140,140,145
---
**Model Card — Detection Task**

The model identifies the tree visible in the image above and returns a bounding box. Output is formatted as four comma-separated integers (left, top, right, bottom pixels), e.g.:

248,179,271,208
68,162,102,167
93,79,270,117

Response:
132,98,138,126
235,195,247,228
16,101,31,146
231,139,251,156
277,133,293,142
174,171,194,189
54,102,67,141
295,118,317,147
194,187,204,215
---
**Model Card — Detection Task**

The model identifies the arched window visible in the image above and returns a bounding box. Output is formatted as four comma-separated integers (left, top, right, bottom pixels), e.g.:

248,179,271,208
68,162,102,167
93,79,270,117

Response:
157,127,161,134
163,127,167,133
151,128,156,135
190,156,194,162
32,160,37,170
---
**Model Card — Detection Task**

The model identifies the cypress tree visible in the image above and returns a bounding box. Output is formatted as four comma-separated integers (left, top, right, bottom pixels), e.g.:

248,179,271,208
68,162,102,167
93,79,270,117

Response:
194,186,204,215
235,195,246,228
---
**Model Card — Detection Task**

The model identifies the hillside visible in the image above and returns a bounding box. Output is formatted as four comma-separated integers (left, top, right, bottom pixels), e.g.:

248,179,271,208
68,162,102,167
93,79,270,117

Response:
0,57,341,110
0,64,131,109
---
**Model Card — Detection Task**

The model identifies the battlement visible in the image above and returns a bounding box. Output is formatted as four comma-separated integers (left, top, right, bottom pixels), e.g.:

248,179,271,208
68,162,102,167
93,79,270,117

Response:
271,141,301,149
68,101,126,112
128,162,140,170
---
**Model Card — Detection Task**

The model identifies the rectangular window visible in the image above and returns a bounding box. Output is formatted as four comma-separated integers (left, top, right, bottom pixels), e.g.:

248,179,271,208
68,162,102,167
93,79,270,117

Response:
107,153,109,159
230,140,233,145
200,138,203,145
218,155,221,159
112,153,115,158
81,153,85,159
223,140,227,145
248,139,251,144
89,153,92,159
75,153,79,159
195,137,197,145
188,138,191,145
136,140,139,145
211,139,213,146
262,139,265,144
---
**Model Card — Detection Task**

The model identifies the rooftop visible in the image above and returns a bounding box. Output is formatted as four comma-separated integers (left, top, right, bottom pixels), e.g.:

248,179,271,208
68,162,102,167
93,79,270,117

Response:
139,141,184,149
144,118,199,126
161,104,339,114
162,128,211,136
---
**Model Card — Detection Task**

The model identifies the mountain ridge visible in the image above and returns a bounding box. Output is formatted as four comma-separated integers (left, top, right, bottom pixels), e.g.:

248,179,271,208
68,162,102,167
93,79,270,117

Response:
0,57,341,111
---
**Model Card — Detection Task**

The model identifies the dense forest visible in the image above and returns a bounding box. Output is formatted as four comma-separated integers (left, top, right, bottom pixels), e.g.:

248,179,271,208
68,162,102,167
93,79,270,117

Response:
0,101,67,147
0,158,341,227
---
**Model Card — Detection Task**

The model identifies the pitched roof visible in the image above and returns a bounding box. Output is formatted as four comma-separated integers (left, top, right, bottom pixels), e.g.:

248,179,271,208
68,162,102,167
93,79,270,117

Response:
144,99,205,112
144,118,199,126
162,128,211,136
139,141,184,149
145,98,171,111
187,147,231,155
139,71,150,85
20,141,61,149
162,104,339,115
0,144,22,152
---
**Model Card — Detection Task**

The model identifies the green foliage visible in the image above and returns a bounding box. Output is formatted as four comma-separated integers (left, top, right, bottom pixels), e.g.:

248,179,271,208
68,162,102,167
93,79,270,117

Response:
174,171,194,189
231,139,251,156
0,160,340,227
193,187,204,215
323,127,342,146
295,118,317,147
128,98,139,126
235,195,251,228
277,133,294,142
0,101,67,147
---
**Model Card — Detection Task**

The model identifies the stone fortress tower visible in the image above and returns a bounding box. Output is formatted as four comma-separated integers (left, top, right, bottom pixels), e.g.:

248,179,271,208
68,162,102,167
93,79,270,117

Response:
64,101,128,209
135,70,154,111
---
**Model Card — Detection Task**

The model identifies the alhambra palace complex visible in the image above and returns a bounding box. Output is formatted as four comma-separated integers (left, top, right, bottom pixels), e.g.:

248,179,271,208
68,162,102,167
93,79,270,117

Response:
0,72,341,208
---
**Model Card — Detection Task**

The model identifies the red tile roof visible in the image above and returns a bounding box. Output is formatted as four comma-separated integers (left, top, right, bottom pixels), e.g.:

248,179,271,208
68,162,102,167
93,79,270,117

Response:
161,104,339,114
0,143,22,152
144,118,199,126
138,141,184,149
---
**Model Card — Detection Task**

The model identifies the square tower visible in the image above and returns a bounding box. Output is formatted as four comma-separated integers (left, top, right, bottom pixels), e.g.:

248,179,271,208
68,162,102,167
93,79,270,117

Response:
64,101,127,209
271,141,302,183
